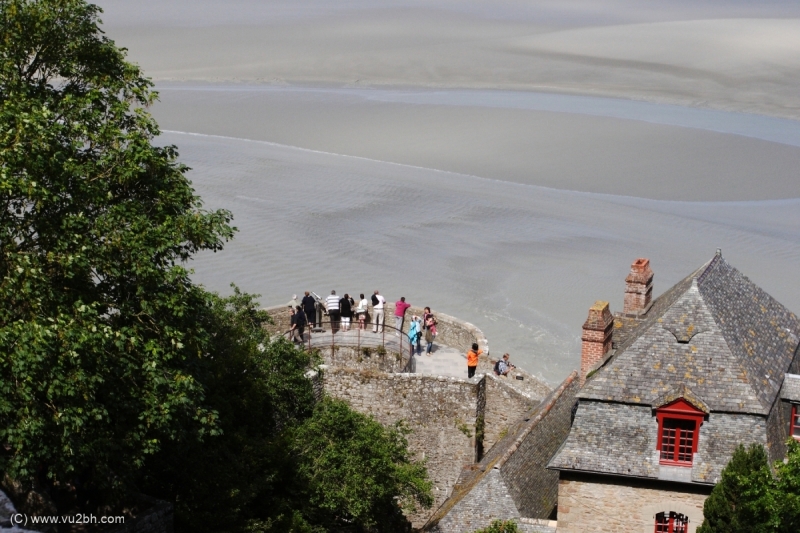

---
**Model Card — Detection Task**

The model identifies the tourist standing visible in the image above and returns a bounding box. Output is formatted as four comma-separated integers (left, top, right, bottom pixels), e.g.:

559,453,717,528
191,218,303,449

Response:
467,342,482,378
372,290,386,333
356,293,369,329
290,306,306,344
326,290,340,333
394,296,411,336
301,291,316,328
340,293,353,331
424,310,437,355
287,294,299,309
408,316,421,359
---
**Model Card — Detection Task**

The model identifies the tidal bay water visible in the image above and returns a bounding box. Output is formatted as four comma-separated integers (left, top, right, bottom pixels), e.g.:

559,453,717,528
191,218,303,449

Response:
161,88,800,384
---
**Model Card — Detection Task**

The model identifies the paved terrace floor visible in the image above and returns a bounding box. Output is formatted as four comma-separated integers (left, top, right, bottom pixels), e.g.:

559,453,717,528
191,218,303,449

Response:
294,328,469,379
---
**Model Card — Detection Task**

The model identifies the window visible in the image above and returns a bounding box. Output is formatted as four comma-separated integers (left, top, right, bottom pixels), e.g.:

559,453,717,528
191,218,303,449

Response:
660,419,695,463
792,404,800,441
656,399,705,466
655,512,689,533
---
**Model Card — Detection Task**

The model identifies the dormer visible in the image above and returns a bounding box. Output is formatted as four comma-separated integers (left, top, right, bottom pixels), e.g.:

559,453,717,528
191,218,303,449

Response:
654,398,707,467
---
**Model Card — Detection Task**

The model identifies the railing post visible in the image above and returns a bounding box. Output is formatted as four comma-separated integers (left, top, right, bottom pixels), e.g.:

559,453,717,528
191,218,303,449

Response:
357,326,361,355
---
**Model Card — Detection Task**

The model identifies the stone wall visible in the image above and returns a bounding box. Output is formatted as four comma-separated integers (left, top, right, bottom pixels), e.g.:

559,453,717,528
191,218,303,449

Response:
324,344,407,373
263,305,293,336
424,372,578,533
483,377,537,452
556,473,710,533
263,303,488,356
476,356,551,400
321,368,482,527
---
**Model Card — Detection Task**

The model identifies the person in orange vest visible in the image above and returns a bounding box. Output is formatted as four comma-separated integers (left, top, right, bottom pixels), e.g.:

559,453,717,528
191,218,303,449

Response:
467,342,482,378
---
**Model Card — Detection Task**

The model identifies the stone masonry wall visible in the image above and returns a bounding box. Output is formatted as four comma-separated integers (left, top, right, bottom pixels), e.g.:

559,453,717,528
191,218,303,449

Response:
556,473,710,533
323,344,407,373
425,373,577,533
483,377,537,453
263,303,488,357
322,368,482,527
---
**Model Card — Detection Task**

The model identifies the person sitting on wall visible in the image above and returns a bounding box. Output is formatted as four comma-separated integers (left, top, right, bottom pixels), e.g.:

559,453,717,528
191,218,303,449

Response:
493,353,516,377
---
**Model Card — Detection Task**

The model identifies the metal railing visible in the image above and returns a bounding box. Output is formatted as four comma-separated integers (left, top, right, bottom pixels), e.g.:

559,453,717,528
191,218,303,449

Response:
283,318,418,372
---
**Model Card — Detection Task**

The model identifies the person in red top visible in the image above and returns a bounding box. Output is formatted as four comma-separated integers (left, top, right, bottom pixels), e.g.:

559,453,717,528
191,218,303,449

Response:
394,296,411,336
467,343,482,378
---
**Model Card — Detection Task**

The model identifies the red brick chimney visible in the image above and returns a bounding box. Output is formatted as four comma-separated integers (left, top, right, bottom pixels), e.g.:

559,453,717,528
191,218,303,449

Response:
581,301,614,385
623,258,654,315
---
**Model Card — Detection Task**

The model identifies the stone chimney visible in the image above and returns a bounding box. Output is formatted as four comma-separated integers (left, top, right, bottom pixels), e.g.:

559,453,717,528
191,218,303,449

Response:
623,258,654,315
581,301,614,385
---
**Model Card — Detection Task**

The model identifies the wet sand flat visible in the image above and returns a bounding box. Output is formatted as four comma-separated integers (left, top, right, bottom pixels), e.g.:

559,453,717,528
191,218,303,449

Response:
152,85,800,201
99,1,800,118
89,1,800,382
170,131,800,383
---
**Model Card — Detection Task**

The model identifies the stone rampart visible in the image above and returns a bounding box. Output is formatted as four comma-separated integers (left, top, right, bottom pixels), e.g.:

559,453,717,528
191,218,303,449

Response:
266,299,552,528
423,372,578,533
321,367,482,527
483,376,538,452
326,345,408,373
263,303,488,357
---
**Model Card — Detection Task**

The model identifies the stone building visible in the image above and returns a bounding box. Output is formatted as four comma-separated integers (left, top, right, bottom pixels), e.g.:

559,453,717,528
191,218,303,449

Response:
549,252,800,533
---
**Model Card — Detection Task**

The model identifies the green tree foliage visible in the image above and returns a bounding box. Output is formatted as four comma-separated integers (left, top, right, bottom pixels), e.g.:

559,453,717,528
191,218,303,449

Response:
0,1,432,529
138,288,318,532
774,439,800,533
698,444,774,533
139,291,432,533
291,398,434,531
698,441,800,533
471,520,519,533
0,0,233,502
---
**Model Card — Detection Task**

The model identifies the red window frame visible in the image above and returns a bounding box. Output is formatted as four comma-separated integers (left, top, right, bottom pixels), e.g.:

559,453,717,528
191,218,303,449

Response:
792,404,800,442
656,399,704,466
654,511,689,533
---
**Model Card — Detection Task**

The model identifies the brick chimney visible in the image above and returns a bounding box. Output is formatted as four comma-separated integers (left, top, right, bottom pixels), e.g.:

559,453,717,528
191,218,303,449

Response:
623,258,654,315
581,301,614,385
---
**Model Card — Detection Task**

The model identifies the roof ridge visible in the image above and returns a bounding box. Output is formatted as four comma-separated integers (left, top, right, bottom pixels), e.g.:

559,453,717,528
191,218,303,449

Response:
696,250,723,284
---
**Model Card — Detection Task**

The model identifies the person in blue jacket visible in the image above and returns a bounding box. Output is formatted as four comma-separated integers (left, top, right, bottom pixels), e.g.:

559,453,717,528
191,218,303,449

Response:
407,316,422,358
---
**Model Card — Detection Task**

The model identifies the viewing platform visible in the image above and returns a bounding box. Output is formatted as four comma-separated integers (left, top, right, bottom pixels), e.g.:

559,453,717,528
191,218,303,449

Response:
262,300,554,527
263,303,551,400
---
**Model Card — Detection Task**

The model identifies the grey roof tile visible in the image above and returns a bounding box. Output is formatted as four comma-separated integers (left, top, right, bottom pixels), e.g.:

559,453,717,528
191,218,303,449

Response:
549,401,769,484
781,374,800,402
580,254,800,415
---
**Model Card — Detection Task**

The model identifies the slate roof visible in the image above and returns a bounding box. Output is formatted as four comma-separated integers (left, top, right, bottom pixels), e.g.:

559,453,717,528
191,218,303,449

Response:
580,252,800,415
550,253,800,483
548,400,769,484
782,374,800,402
